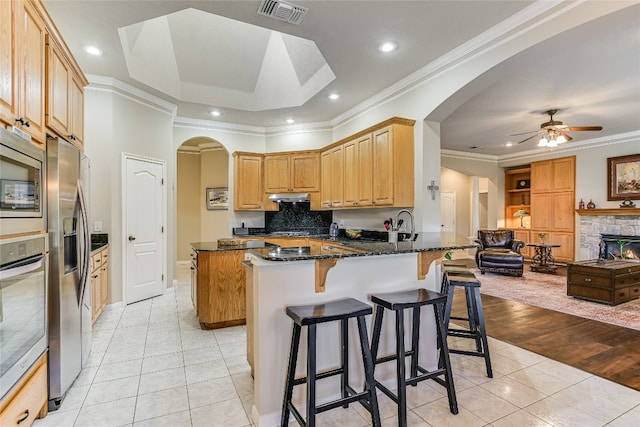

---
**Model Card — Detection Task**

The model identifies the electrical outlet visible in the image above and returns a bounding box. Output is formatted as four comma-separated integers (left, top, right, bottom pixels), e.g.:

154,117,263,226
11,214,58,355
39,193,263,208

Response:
339,220,344,228
94,221,103,232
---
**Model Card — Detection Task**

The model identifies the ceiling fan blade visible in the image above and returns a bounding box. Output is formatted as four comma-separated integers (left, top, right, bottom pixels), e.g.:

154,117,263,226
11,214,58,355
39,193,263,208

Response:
510,130,538,136
559,131,573,142
515,133,539,144
565,126,603,131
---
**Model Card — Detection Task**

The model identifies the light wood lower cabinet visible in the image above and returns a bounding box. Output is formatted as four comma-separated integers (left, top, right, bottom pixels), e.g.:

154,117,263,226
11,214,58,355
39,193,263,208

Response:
193,249,246,329
91,246,109,323
0,352,47,427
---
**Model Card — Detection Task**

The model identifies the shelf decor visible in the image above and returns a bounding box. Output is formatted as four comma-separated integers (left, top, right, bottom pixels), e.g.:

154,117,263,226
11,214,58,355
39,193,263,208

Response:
206,187,228,210
607,154,640,201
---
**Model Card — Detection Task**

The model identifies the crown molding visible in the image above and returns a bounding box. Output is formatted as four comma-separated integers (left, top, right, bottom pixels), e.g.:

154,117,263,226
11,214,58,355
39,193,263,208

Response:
87,74,177,116
440,149,499,163
173,116,266,136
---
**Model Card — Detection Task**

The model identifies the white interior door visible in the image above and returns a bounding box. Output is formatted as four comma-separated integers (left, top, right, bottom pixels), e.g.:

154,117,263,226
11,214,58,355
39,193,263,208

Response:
441,191,456,236
124,156,165,304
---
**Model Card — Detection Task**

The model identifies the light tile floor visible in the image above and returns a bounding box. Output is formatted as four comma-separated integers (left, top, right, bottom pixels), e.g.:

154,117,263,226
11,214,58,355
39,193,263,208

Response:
34,281,640,427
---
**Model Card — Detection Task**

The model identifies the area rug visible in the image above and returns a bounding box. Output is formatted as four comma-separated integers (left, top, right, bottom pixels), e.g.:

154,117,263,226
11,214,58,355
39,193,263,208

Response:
473,269,640,331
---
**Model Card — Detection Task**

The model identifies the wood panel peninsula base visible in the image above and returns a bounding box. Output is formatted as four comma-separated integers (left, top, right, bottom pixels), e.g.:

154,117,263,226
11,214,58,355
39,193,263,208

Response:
245,235,475,427
567,260,640,305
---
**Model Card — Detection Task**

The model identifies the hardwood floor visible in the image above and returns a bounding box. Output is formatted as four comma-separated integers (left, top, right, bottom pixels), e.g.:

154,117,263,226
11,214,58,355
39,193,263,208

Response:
450,261,640,391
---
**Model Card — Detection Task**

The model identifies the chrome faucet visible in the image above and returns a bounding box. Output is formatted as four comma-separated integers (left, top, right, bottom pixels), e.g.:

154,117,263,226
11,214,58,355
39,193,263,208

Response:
395,209,415,241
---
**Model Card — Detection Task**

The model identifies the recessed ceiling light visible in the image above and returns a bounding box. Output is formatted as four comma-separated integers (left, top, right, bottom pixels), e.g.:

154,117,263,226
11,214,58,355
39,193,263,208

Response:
286,118,295,124
210,110,222,117
506,142,513,147
379,41,397,53
328,93,340,100
84,46,103,56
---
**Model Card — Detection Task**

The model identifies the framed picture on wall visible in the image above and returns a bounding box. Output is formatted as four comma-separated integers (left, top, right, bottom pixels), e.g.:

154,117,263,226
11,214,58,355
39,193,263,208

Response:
607,154,640,201
206,187,228,210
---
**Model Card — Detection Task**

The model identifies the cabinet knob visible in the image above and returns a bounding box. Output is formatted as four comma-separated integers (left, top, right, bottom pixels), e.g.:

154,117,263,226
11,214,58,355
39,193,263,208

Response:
128,235,136,241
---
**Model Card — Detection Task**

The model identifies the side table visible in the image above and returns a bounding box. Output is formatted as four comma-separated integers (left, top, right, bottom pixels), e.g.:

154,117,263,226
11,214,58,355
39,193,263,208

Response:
526,243,560,274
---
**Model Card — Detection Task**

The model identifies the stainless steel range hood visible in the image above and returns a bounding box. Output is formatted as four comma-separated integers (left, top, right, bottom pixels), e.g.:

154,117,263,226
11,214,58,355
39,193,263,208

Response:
268,193,310,202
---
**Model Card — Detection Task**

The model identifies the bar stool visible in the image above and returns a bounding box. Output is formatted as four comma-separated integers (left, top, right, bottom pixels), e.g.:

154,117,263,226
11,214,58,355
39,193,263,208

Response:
281,298,381,427
440,265,493,378
369,289,458,427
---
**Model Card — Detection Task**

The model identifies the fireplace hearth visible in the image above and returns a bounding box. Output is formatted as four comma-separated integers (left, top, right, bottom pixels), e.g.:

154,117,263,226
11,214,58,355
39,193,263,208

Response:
600,234,640,260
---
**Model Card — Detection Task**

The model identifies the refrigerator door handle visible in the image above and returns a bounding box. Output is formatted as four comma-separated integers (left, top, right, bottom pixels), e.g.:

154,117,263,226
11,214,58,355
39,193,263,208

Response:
77,181,91,305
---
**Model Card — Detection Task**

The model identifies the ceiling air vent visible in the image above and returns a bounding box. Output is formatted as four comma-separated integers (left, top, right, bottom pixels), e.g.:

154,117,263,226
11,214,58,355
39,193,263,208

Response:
258,0,308,25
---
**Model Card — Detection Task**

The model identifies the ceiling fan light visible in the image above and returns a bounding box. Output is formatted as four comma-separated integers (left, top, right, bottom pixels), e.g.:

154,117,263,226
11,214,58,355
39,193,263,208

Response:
538,137,548,147
548,139,558,148
557,134,567,144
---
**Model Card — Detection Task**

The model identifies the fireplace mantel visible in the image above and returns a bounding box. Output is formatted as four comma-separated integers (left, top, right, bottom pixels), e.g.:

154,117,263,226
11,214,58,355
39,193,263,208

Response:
576,208,640,216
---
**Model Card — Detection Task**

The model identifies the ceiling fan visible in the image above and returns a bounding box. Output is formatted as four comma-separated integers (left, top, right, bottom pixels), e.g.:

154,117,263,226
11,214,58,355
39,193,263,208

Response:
512,109,603,147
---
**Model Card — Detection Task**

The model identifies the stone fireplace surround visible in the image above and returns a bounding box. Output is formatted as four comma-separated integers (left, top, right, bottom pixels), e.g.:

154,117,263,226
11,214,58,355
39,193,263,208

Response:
579,212,640,260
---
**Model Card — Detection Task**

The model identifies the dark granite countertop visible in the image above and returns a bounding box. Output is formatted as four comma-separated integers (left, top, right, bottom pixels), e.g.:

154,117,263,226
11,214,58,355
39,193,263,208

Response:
248,233,477,261
191,240,274,252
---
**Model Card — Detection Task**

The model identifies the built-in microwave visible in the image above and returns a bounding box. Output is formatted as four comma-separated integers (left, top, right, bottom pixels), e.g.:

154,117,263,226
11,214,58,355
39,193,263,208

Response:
0,128,45,235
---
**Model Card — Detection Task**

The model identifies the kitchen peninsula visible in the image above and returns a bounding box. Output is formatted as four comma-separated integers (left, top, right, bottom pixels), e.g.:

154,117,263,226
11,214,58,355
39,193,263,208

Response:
245,233,476,427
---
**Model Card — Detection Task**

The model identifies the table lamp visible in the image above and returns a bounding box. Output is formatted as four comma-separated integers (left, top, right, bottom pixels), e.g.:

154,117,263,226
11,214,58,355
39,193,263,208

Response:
513,209,529,228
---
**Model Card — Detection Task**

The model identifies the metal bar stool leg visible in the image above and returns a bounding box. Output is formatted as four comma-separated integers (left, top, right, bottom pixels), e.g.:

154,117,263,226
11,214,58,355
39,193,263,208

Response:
410,306,420,382
341,318,349,408
472,287,493,378
357,316,382,427
281,323,301,427
370,305,384,367
307,324,317,427
395,309,408,427
434,301,458,414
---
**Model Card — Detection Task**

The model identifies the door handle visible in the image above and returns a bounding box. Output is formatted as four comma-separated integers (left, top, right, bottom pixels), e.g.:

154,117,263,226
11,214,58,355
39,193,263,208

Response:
128,235,136,241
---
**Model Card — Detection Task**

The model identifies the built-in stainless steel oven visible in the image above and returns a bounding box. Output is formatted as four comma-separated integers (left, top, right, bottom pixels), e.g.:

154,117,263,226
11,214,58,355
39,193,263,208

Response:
0,234,48,399
0,128,46,235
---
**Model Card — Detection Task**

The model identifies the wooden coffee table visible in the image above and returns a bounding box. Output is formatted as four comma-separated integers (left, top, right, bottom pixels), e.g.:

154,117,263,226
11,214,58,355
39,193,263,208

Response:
526,243,560,274
567,259,640,305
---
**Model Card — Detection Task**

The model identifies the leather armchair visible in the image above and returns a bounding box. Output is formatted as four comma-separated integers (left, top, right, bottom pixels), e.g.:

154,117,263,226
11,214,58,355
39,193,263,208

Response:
475,230,525,277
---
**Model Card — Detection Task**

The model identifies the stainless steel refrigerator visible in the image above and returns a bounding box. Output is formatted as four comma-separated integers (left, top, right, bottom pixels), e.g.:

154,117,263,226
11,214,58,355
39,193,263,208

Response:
47,136,91,410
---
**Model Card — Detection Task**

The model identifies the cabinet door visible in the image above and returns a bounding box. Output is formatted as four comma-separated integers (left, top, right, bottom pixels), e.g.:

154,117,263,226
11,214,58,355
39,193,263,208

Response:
320,150,332,208
372,126,394,206
553,192,574,232
290,153,319,191
46,37,71,138
549,232,574,262
234,154,263,210
331,145,344,207
264,155,290,192
69,74,84,147
356,134,373,206
100,252,109,307
552,157,575,192
0,0,19,127
20,0,46,144
531,160,553,193
531,193,553,230
343,139,358,207
91,270,100,323
512,229,530,258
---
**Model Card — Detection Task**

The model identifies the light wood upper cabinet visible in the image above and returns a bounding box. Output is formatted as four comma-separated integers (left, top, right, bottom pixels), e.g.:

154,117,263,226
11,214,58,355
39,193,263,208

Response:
234,152,264,210
551,156,575,192
0,0,19,129
264,152,319,193
320,150,332,208
330,145,344,208
343,134,373,207
372,126,394,206
0,0,47,145
46,35,84,147
319,146,343,209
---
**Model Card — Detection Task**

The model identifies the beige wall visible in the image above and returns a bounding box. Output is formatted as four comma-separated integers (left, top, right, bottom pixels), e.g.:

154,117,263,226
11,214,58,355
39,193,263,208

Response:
200,149,230,244
177,152,201,260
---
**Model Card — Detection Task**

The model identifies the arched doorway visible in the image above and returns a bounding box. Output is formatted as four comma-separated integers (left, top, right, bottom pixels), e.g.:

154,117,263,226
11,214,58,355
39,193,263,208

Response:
176,137,229,282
